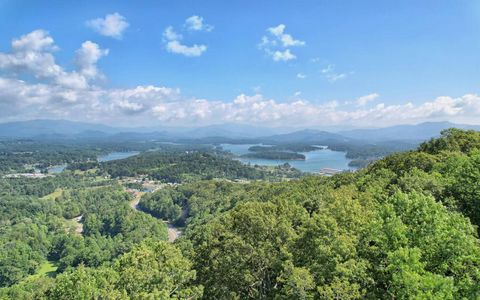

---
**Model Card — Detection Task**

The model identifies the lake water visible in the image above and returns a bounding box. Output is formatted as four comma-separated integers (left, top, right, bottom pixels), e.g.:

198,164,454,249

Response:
98,151,140,162
220,144,354,173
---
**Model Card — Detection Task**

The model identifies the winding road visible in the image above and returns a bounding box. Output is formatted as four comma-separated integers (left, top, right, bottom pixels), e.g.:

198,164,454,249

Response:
129,190,182,242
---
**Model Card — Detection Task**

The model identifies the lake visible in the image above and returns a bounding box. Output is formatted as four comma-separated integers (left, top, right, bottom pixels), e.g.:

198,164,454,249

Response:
220,144,354,173
98,151,140,162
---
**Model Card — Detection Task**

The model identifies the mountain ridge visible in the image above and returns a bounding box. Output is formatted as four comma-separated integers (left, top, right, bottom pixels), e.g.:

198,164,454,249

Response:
1,119,479,143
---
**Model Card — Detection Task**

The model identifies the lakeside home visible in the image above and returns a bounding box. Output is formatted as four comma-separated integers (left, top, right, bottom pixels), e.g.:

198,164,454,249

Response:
3,173,51,179
318,168,343,176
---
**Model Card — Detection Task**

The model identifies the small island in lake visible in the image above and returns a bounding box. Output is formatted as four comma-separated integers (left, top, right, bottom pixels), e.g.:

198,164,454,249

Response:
241,151,306,160
248,144,322,153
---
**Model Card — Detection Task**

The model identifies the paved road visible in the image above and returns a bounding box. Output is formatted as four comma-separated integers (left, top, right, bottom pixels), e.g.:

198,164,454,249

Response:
129,190,181,242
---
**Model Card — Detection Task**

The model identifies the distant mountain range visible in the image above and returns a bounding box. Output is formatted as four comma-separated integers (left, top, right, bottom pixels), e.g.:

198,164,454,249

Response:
0,119,120,138
261,129,350,144
338,122,480,142
0,119,479,144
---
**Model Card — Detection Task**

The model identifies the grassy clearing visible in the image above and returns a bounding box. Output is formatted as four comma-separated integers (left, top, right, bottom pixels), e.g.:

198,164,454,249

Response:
40,188,63,201
23,261,57,282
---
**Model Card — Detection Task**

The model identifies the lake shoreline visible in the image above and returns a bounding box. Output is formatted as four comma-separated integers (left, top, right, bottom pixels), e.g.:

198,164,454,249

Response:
221,143,355,173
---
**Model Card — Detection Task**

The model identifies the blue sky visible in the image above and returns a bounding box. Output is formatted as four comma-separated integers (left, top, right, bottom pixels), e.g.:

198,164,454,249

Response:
0,0,479,128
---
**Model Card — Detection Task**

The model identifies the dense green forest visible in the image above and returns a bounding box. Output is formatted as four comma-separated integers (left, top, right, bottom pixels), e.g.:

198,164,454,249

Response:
241,151,306,160
1,128,480,299
329,141,418,168
0,140,213,174
0,179,167,290
98,151,302,182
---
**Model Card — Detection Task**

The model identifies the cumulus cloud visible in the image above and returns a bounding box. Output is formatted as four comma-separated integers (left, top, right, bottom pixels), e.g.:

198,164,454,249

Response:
2,69,480,127
0,75,183,124
163,26,182,41
86,13,129,39
162,21,209,57
108,85,181,115
75,41,109,80
0,30,107,90
11,29,57,52
0,77,93,120
356,93,379,107
259,24,304,62
267,24,305,47
149,93,480,127
165,40,207,57
2,30,480,128
0,30,62,79
270,49,296,61
185,15,213,32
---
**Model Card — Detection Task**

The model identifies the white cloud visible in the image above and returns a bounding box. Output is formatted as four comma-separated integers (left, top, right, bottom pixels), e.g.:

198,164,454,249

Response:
296,73,307,79
75,41,109,80
2,31,480,128
267,24,305,47
259,24,304,62
166,40,207,57
185,15,213,32
162,22,209,57
86,13,129,39
109,85,180,115
148,93,480,127
2,68,480,127
0,30,107,90
0,30,62,79
11,29,57,52
326,73,347,82
271,49,296,61
163,26,182,41
320,64,353,83
356,93,379,107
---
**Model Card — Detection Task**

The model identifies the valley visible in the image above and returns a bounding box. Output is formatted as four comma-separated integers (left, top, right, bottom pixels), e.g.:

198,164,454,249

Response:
2,2,479,298
1,126,480,299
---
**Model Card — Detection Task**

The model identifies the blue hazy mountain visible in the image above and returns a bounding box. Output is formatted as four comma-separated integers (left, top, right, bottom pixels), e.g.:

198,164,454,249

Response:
0,119,120,138
0,120,286,140
261,129,349,144
338,122,480,142
0,119,478,142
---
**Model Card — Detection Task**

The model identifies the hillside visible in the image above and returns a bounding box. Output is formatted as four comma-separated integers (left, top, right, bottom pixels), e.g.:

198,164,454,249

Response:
339,121,480,141
1,128,480,299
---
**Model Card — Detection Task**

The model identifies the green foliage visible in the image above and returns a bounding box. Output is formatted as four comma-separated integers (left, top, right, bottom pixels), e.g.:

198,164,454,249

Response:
0,276,54,300
2,128,480,299
47,265,123,300
241,150,306,160
43,240,202,299
442,150,480,226
386,248,454,299
0,184,167,287
114,240,202,298
419,128,480,154
188,200,305,299
101,151,301,182
139,188,183,222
